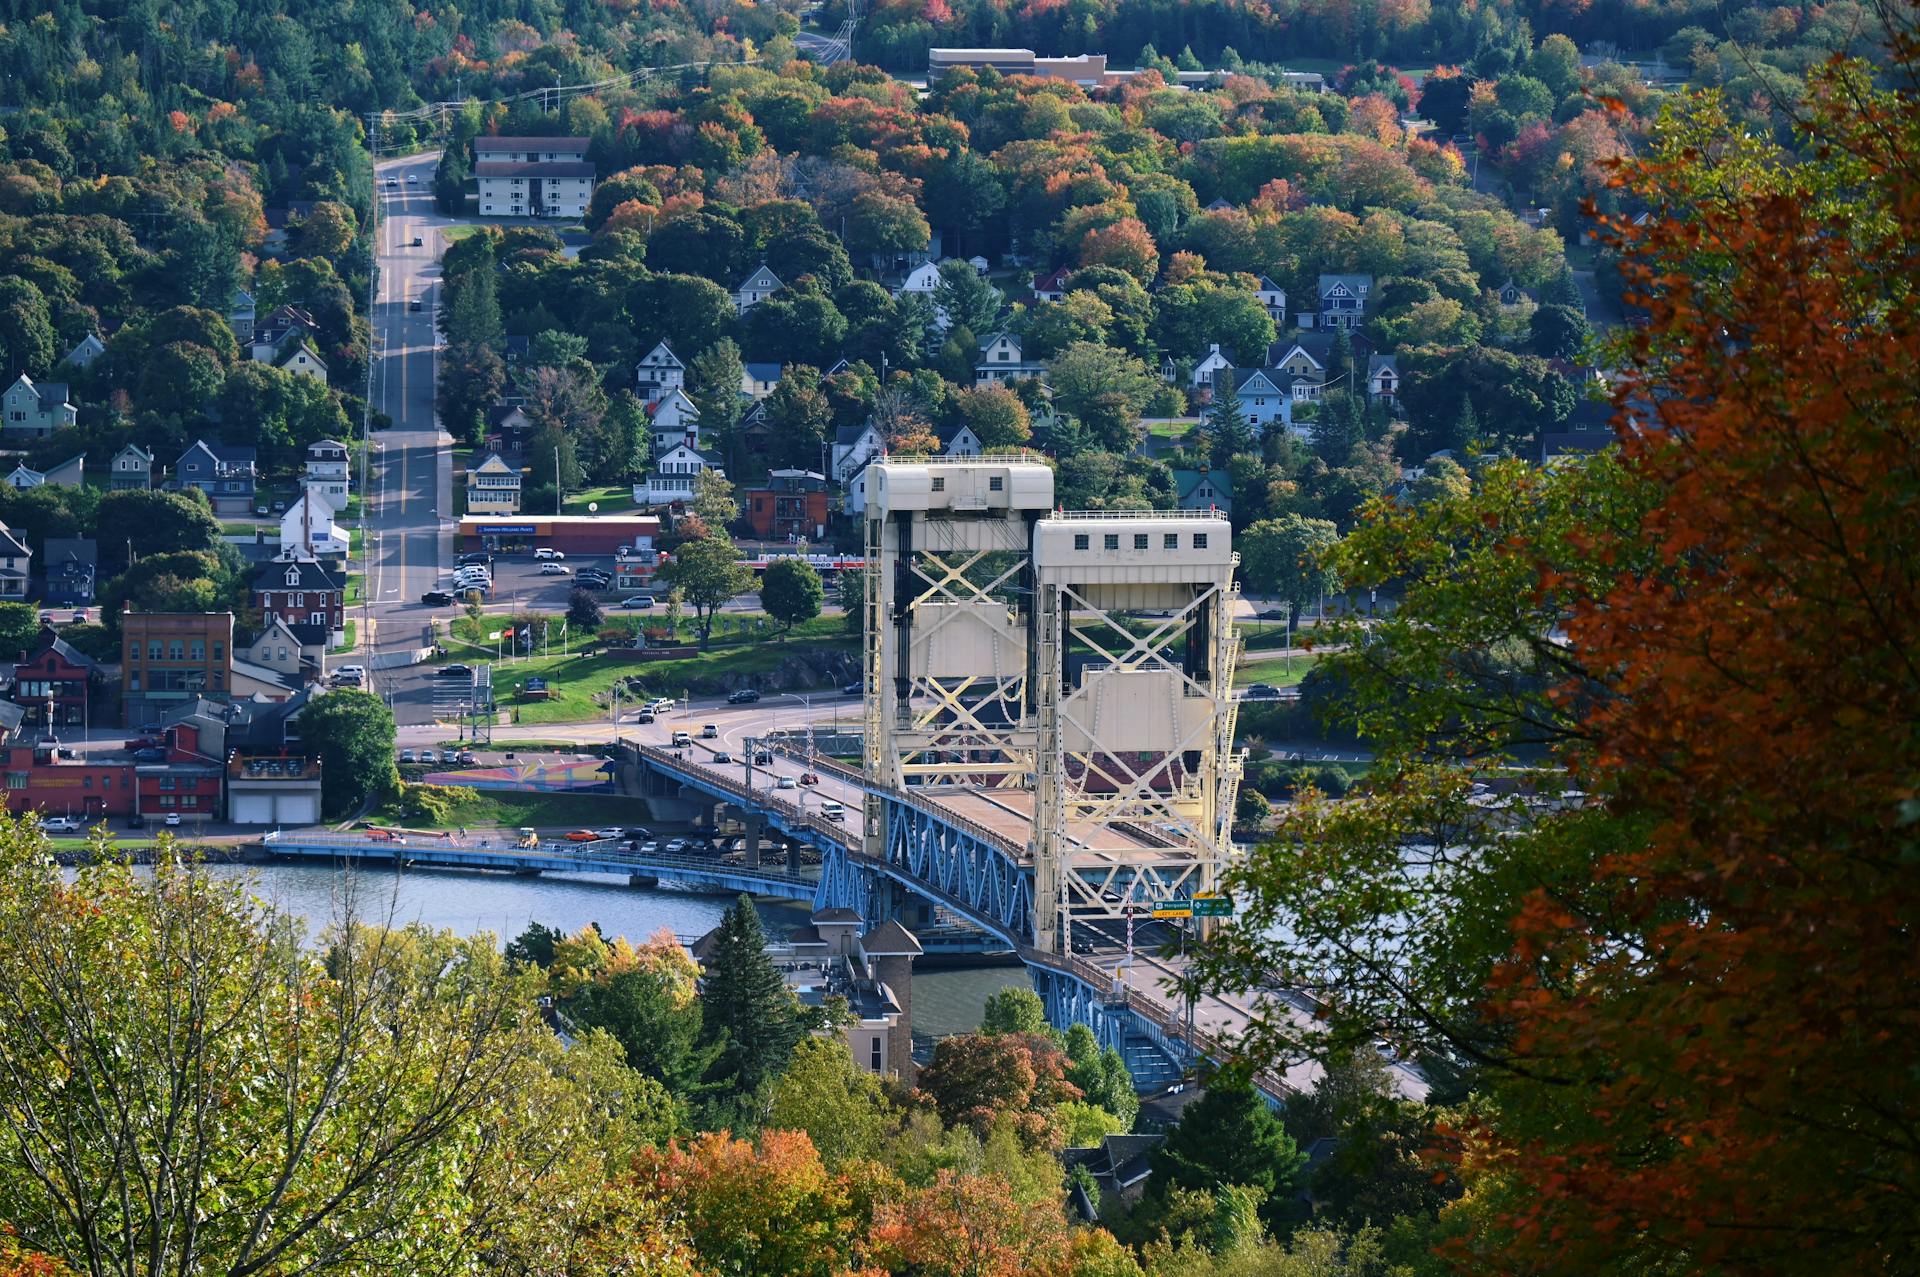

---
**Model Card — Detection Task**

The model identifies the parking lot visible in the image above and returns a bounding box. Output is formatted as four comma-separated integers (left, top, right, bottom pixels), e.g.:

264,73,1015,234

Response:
425,552,653,615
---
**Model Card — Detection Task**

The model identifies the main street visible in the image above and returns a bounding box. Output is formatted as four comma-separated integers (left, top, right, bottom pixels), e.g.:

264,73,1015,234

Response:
366,151,456,724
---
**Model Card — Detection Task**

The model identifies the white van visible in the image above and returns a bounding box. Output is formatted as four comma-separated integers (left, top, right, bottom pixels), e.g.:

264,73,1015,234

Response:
333,665,366,685
820,801,846,823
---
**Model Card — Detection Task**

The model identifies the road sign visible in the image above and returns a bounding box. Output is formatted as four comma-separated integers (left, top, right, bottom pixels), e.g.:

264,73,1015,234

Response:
1192,894,1234,917
1151,898,1192,919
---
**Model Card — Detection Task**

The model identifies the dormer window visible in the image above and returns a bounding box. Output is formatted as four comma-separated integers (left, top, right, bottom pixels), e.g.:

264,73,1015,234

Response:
285,568,300,586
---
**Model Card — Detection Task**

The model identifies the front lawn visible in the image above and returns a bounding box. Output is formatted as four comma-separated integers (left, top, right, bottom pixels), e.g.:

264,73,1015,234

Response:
329,620,358,656
562,485,636,514
1234,653,1321,687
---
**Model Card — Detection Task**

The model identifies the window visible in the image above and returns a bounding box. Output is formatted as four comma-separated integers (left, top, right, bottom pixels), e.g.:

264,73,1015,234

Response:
989,476,1003,491
1074,534,1089,550
871,1037,883,1072
931,477,945,492
167,641,183,661
189,641,204,661
148,641,161,660
213,643,223,661
1193,533,1209,549
1103,534,1119,550
1164,533,1178,549
1133,534,1148,550
129,672,139,692
82,776,91,789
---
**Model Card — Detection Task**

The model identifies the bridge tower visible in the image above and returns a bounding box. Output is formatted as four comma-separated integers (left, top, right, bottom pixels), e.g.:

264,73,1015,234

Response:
865,457,1242,955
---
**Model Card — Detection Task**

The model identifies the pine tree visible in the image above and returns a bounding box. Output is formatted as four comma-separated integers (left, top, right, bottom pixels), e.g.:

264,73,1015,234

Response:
1449,393,1482,454
1150,1081,1307,1233
1327,326,1356,386
699,895,803,1108
1205,393,1256,469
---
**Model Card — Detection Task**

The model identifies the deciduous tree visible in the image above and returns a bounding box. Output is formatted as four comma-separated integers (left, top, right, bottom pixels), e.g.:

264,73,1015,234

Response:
759,558,823,634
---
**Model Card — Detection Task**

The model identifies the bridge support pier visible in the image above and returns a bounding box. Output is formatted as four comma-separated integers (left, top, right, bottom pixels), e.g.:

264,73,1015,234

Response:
629,873,659,889
744,814,761,868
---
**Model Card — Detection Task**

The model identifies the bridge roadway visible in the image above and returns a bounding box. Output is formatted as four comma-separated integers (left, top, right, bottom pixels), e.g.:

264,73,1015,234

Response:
262,743,1428,1101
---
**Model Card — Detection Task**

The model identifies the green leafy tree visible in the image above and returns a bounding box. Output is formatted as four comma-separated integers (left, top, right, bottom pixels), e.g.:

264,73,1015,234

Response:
932,260,1003,337
445,253,502,348
690,469,740,530
0,277,56,377
437,341,506,444
1237,515,1342,619
571,965,720,1100
0,602,41,658
1062,1023,1139,1129
689,338,747,460
1529,301,1592,359
758,558,823,634
299,688,398,817
981,986,1049,1037
566,589,604,631
1046,341,1160,452
527,424,583,505
697,895,803,1109
951,383,1032,450
767,1037,894,1169
0,848,679,1277
660,534,753,649
1149,1081,1306,1232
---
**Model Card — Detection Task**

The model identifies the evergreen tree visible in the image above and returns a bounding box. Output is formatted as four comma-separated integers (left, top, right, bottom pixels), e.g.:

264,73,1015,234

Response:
1327,326,1356,386
1149,1081,1307,1233
689,337,747,464
1308,391,1365,465
1205,393,1256,469
445,257,502,349
698,896,804,1108
1448,393,1482,454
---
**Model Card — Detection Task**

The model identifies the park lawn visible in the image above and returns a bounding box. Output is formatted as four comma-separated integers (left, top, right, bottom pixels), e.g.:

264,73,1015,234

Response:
440,223,486,244
1144,418,1196,439
373,787,638,830
329,620,358,656
562,486,636,514
345,574,364,606
1234,653,1321,687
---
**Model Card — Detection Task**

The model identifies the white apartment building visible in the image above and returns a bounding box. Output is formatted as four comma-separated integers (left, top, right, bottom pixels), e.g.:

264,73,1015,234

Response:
474,136,594,220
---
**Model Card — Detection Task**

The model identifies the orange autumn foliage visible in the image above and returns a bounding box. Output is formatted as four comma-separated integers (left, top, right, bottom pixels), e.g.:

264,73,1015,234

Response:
867,1171,1076,1277
1460,52,1920,1273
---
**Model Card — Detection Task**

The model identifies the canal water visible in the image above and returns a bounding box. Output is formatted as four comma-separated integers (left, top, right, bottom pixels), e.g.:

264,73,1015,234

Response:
190,861,1025,1039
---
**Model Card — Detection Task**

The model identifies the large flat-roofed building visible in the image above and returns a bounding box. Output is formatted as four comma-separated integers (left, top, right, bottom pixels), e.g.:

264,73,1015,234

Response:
928,48,1109,84
120,612,234,728
456,513,660,557
474,136,594,220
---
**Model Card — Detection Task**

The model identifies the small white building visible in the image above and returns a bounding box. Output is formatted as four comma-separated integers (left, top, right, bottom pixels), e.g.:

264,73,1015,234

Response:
466,453,521,515
59,333,106,370
6,454,84,489
974,332,1046,384
1191,343,1235,390
734,265,783,313
647,388,701,456
832,423,884,484
280,490,349,559
275,340,328,383
304,439,350,510
637,442,725,507
1254,276,1287,325
635,340,685,403
474,136,594,220
741,362,783,399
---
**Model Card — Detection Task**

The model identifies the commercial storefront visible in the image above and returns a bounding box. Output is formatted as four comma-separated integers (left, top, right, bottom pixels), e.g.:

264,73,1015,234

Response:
457,514,662,557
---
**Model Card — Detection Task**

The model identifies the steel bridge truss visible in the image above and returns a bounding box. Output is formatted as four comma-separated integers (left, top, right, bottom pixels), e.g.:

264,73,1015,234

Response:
817,795,1035,947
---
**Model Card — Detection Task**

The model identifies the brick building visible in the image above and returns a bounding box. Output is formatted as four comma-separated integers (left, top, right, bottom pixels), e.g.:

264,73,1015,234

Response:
249,558,345,644
121,612,234,728
742,469,830,541
7,628,97,729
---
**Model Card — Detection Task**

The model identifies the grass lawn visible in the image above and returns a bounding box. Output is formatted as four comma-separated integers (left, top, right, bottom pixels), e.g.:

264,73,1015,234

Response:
562,485,636,514
1144,418,1198,439
373,787,638,831
345,574,364,606
350,527,366,558
329,620,358,656
441,224,486,244
1234,653,1321,687
443,615,856,724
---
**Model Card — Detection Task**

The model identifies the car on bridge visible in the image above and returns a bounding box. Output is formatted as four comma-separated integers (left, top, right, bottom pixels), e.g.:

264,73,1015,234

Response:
726,688,761,704
712,751,733,764
753,750,773,766
700,724,718,738
842,682,862,695
820,801,846,822
408,298,422,312
563,829,608,842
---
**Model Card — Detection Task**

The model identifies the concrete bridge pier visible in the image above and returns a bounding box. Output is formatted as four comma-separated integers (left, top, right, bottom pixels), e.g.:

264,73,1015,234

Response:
744,813,762,868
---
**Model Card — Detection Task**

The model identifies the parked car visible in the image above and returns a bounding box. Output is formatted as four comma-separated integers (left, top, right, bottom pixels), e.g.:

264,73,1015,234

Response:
458,552,492,567
776,775,798,790
132,748,166,763
41,816,79,832
591,827,624,841
37,611,52,623
399,749,415,763
618,595,655,609
70,612,85,624
712,751,733,764
663,839,688,854
842,682,863,696
639,840,660,854
623,827,652,840
408,298,422,312
699,724,719,739
437,663,472,678
534,547,564,560
539,563,571,575
457,751,477,765
164,813,182,827
421,590,454,606
564,829,604,842
726,688,761,704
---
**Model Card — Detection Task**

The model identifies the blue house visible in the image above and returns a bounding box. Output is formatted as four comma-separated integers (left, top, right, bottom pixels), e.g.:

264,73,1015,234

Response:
1232,368,1290,436
175,440,258,515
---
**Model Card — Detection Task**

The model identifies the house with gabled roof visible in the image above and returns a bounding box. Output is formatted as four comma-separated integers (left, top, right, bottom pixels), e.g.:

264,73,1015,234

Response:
280,491,348,559
1310,274,1372,331
1173,468,1233,515
59,333,106,370
466,453,521,515
41,538,96,608
175,440,256,514
249,305,320,363
832,422,884,485
635,340,685,403
1255,275,1287,324
110,443,152,491
3,374,76,438
229,288,257,343
1190,343,1236,391
938,422,983,459
637,442,725,508
741,362,783,399
274,339,328,383
647,388,701,456
6,454,84,489
1367,354,1399,404
1232,367,1289,435
974,332,1046,384
1496,278,1540,308
249,557,346,645
735,264,783,313
1032,266,1070,303
0,522,31,599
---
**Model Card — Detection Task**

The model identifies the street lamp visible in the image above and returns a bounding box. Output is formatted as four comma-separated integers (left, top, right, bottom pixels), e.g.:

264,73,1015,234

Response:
781,692,815,754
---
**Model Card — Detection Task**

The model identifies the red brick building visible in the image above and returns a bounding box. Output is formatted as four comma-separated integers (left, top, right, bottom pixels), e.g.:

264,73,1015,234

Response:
7,629,97,729
0,740,134,819
742,469,829,541
249,558,345,642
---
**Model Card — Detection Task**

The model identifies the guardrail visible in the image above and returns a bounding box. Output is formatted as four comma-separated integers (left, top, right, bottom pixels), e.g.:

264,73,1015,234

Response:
260,831,819,886
634,744,860,850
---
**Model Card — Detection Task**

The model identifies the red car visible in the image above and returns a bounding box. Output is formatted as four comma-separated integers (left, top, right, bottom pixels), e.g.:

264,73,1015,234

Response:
799,772,821,787
563,829,602,842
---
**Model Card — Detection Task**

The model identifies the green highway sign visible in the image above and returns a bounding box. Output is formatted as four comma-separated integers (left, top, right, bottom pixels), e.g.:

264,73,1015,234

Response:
1151,899,1192,919
1191,895,1234,917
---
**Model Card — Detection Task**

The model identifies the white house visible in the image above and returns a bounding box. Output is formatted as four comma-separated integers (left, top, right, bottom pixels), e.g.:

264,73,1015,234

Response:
109,443,152,491
734,265,783,313
6,454,84,489
832,423,884,484
647,388,701,456
280,490,349,559
896,261,942,298
1255,275,1287,325
637,443,724,507
474,136,594,220
59,333,105,370
466,453,521,515
841,463,875,518
938,423,984,458
304,439,350,510
1032,266,1070,304
635,340,685,403
1367,354,1399,404
1191,343,1235,390
0,522,31,599
1233,368,1291,436
974,332,1046,384
229,288,257,343
3,374,77,438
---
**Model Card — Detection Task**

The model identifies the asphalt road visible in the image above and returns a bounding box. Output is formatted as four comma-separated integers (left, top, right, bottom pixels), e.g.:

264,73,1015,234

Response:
366,151,456,724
